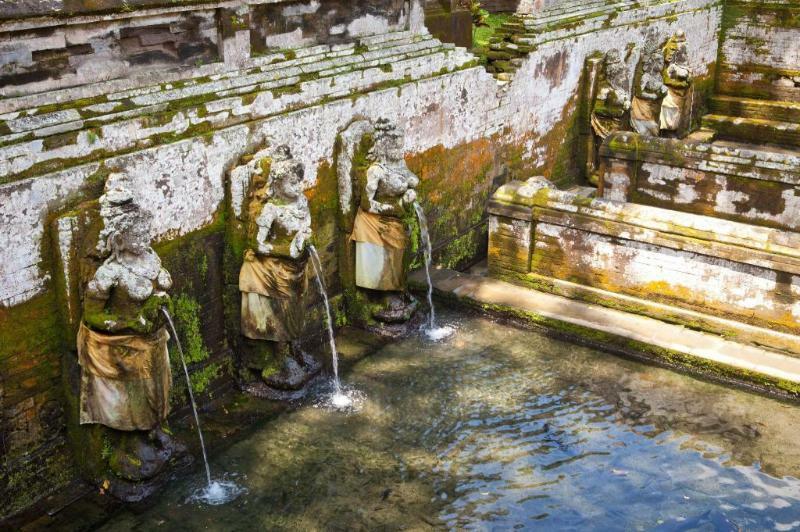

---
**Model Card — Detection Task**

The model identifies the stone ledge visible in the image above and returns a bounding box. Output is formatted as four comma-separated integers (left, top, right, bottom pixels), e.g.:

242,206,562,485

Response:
411,268,800,398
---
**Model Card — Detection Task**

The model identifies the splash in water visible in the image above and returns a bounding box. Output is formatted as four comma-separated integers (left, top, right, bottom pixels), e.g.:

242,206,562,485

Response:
162,308,246,505
308,245,358,409
413,202,453,341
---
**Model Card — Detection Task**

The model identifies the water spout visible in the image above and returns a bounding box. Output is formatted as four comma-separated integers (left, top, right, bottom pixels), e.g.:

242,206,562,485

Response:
308,245,353,408
161,307,245,505
413,203,453,341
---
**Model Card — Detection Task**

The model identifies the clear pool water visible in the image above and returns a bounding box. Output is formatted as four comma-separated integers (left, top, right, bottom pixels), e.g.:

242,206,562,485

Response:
99,312,800,531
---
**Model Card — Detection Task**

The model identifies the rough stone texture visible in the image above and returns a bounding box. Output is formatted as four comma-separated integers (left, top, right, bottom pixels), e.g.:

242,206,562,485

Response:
250,0,408,52
489,179,800,335
718,0,800,103
599,132,800,232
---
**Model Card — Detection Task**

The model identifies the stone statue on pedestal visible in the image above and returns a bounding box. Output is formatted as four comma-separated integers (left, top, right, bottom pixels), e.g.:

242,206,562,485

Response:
347,119,420,332
238,145,320,397
79,174,185,500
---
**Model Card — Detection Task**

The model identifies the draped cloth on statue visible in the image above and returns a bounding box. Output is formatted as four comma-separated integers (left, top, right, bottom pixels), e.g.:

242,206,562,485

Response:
631,97,662,136
239,251,307,341
591,114,624,140
660,88,688,132
350,209,407,291
78,322,172,431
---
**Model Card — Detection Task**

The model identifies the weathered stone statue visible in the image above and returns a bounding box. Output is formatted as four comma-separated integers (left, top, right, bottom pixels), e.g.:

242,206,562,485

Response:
238,145,320,396
589,49,631,178
346,119,420,331
78,175,184,500
660,31,693,137
631,32,668,136
353,119,419,290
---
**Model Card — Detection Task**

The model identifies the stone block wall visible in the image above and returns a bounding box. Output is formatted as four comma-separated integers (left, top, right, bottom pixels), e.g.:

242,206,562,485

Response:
599,132,800,232
490,0,722,185
718,0,800,102
488,179,800,335
250,0,408,52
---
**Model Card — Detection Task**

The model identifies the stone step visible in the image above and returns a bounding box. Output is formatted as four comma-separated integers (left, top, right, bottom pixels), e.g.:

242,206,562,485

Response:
701,114,800,148
709,95,800,124
0,36,459,140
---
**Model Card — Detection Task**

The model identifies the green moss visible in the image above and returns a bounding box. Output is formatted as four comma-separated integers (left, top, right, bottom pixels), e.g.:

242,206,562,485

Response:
171,294,210,366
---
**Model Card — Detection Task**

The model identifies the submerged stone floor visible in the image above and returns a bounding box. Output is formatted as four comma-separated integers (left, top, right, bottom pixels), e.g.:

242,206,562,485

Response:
412,267,800,398
18,310,800,530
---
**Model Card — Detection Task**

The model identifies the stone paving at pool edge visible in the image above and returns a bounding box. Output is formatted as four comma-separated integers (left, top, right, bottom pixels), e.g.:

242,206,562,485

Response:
410,268,800,389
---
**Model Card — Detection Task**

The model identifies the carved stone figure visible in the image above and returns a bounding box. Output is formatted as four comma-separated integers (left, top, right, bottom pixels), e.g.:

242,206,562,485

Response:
631,31,668,136
81,177,173,431
78,174,185,500
238,145,320,395
336,118,421,335
352,119,419,291
660,31,693,136
589,49,631,177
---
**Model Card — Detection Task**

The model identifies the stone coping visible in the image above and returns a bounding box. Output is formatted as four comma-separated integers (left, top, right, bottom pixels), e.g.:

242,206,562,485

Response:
600,132,800,185
488,178,800,266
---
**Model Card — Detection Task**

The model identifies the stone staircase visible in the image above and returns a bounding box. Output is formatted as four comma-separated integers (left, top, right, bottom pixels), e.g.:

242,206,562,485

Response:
485,0,683,80
0,31,477,183
703,95,800,148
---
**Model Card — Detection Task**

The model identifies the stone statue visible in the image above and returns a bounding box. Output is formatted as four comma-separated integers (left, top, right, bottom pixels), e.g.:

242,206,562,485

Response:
78,174,185,500
353,119,419,288
660,31,693,136
589,49,631,177
238,145,320,395
81,177,173,431
631,31,668,136
348,119,420,329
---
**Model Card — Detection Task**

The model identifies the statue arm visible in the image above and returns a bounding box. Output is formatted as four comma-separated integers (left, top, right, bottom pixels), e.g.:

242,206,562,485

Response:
255,204,276,255
365,165,393,214
83,266,119,331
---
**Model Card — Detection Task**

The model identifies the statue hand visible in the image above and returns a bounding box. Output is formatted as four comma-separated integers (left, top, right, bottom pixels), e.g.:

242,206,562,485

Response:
402,189,417,206
257,242,274,256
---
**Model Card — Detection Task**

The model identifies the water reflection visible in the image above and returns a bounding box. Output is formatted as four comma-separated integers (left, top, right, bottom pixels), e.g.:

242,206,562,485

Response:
99,312,800,531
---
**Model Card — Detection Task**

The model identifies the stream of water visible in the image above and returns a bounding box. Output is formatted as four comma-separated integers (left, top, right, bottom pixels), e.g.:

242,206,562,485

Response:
413,202,453,341
308,245,354,409
161,308,245,506
95,310,800,530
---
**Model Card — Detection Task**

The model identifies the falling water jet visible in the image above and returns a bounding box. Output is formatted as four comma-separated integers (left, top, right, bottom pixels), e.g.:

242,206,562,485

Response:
308,245,354,409
413,202,454,341
161,307,245,505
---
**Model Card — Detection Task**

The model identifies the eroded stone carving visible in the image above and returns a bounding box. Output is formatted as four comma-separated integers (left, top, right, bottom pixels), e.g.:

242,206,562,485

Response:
353,119,419,291
631,31,668,136
81,176,173,430
78,174,185,500
238,145,320,396
660,31,693,136
589,49,632,178
337,118,420,335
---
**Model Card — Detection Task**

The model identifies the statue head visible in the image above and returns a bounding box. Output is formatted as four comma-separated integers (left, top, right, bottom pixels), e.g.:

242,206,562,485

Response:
98,174,153,259
370,119,405,162
604,49,629,88
664,31,689,65
268,145,304,201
